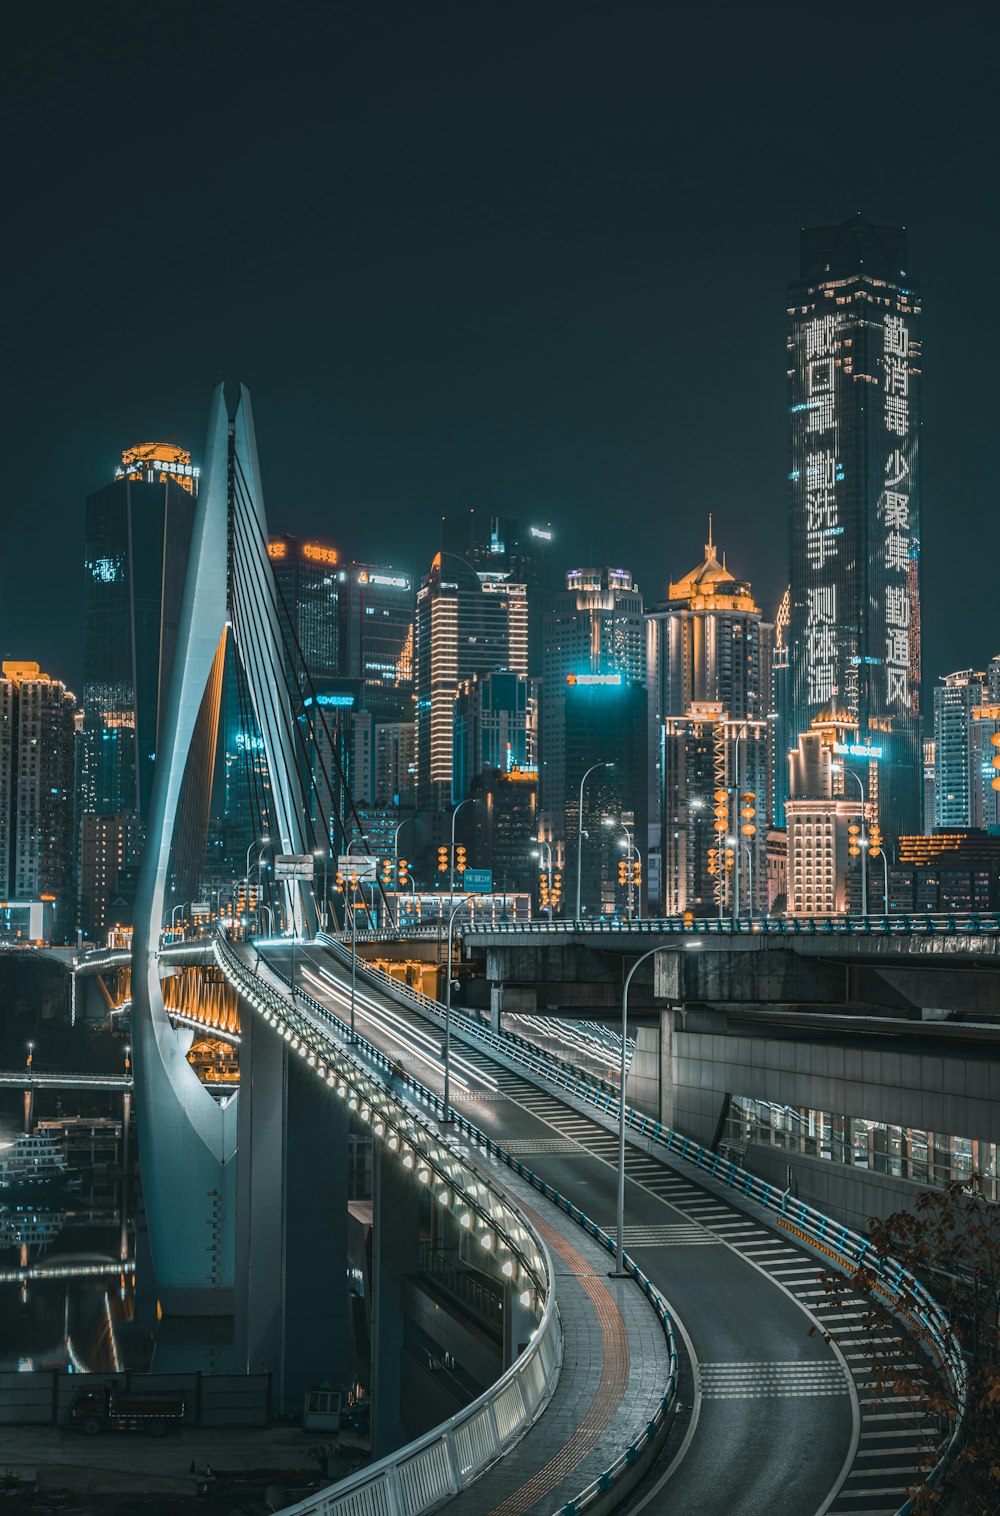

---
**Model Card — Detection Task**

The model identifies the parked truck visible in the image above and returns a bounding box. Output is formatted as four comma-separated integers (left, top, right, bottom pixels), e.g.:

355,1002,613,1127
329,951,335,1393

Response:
71,1381,185,1436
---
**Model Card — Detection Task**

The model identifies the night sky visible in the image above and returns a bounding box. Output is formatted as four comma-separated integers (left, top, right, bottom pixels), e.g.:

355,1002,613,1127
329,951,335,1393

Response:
3,2,996,703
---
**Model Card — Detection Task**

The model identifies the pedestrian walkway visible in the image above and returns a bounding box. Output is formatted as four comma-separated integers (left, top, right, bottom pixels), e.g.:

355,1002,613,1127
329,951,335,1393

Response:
440,1155,678,1516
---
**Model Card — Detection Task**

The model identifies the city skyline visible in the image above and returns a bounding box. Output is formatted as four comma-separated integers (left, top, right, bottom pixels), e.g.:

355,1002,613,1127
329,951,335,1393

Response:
3,5,998,701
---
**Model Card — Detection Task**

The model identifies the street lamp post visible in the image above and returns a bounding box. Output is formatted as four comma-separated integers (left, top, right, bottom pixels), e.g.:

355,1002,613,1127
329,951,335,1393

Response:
743,843,754,921
449,798,475,914
346,837,371,1038
443,898,471,1119
732,721,750,927
614,945,670,1275
846,771,868,918
604,818,642,921
576,762,614,921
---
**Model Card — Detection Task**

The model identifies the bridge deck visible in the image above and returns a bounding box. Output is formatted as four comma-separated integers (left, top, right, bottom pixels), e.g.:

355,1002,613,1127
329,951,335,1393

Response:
246,949,674,1515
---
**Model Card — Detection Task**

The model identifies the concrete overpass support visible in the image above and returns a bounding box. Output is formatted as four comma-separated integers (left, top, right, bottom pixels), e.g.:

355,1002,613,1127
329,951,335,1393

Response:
372,1144,423,1458
235,1009,349,1413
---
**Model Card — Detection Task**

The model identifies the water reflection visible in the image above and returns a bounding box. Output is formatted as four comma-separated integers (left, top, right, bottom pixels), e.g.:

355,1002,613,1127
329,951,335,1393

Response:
0,1106,147,1375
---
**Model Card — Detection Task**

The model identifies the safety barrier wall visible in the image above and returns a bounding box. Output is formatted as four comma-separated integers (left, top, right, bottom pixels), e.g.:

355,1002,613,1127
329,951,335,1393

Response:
317,933,967,1516
214,933,564,1516
239,935,681,1516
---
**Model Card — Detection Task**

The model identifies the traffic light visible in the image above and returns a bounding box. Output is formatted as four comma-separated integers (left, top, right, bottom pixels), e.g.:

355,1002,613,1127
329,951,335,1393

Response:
335,870,345,894
632,859,642,886
848,823,861,859
617,858,628,886
992,733,1000,791
741,791,756,838
398,858,409,886
437,846,449,874
707,846,718,878
455,846,468,874
869,823,883,860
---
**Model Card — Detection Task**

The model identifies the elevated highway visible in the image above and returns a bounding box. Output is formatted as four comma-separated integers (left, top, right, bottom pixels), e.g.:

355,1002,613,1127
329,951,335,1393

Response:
254,935,959,1516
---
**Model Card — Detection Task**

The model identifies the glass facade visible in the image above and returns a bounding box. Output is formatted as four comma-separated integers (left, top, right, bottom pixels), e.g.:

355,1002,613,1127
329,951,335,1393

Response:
267,535,340,692
338,563,416,720
788,216,922,841
725,1095,1000,1203
82,474,195,822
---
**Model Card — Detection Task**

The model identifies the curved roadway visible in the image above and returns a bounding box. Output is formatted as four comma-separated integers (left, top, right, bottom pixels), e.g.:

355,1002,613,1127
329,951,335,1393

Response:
266,941,859,1516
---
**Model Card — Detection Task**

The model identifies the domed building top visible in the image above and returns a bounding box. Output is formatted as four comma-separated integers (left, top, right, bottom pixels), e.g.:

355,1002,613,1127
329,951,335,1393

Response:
666,517,759,612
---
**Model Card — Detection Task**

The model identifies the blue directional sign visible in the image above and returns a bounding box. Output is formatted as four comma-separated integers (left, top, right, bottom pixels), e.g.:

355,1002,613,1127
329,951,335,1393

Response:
463,869,493,893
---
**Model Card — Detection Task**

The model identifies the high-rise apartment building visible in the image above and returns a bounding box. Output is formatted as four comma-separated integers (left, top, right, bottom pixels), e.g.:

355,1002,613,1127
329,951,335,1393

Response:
541,568,646,845
79,811,142,944
83,443,197,823
788,215,922,842
934,670,985,830
563,677,648,917
440,511,556,678
415,552,528,810
0,662,77,940
771,587,793,828
922,737,936,835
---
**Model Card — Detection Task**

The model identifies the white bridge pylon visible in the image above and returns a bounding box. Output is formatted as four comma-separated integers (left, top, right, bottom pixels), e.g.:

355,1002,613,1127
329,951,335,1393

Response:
131,383,317,1311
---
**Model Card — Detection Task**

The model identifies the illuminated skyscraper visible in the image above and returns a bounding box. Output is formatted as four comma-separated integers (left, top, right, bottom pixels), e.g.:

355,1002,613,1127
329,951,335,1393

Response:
0,662,77,940
541,568,646,843
788,215,922,841
267,534,341,688
415,552,528,810
337,562,415,720
82,443,197,823
453,671,538,804
440,511,555,678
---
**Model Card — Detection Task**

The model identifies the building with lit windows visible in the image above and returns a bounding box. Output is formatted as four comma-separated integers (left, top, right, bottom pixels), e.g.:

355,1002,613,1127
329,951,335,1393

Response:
338,563,415,720
562,675,648,918
267,534,341,689
453,671,538,805
440,511,556,678
934,670,986,830
79,811,142,943
788,215,922,843
82,443,197,822
661,704,768,918
0,662,77,941
415,552,528,811
541,568,646,851
783,703,879,916
467,765,539,896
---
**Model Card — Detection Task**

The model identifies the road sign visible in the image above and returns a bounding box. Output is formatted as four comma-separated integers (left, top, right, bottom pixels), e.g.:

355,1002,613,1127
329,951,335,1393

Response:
274,854,315,880
463,869,493,893
337,854,378,882
190,900,211,916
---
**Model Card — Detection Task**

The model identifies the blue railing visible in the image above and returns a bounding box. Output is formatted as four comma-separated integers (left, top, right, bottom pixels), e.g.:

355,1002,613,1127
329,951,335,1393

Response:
460,911,1000,937
318,933,968,1516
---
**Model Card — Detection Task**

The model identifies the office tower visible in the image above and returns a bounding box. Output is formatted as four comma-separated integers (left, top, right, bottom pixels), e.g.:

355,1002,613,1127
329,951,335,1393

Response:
788,215,922,842
970,704,1000,831
468,765,539,894
563,676,648,917
83,442,197,823
415,552,528,810
770,588,792,828
441,510,556,677
661,705,768,917
0,662,77,940
338,563,416,720
646,531,774,905
990,655,1000,704
923,738,936,835
933,670,986,830
267,534,340,689
453,671,538,804
541,568,646,849
646,525,773,723
784,707,860,917
79,811,142,943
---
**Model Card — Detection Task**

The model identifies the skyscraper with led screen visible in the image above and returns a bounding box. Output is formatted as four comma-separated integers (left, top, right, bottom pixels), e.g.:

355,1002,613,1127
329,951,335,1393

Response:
788,215,922,841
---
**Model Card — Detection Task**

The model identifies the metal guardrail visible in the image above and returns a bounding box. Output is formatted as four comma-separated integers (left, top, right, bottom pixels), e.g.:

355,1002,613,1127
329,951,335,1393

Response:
232,934,681,1516
317,933,967,1516
328,911,1000,941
